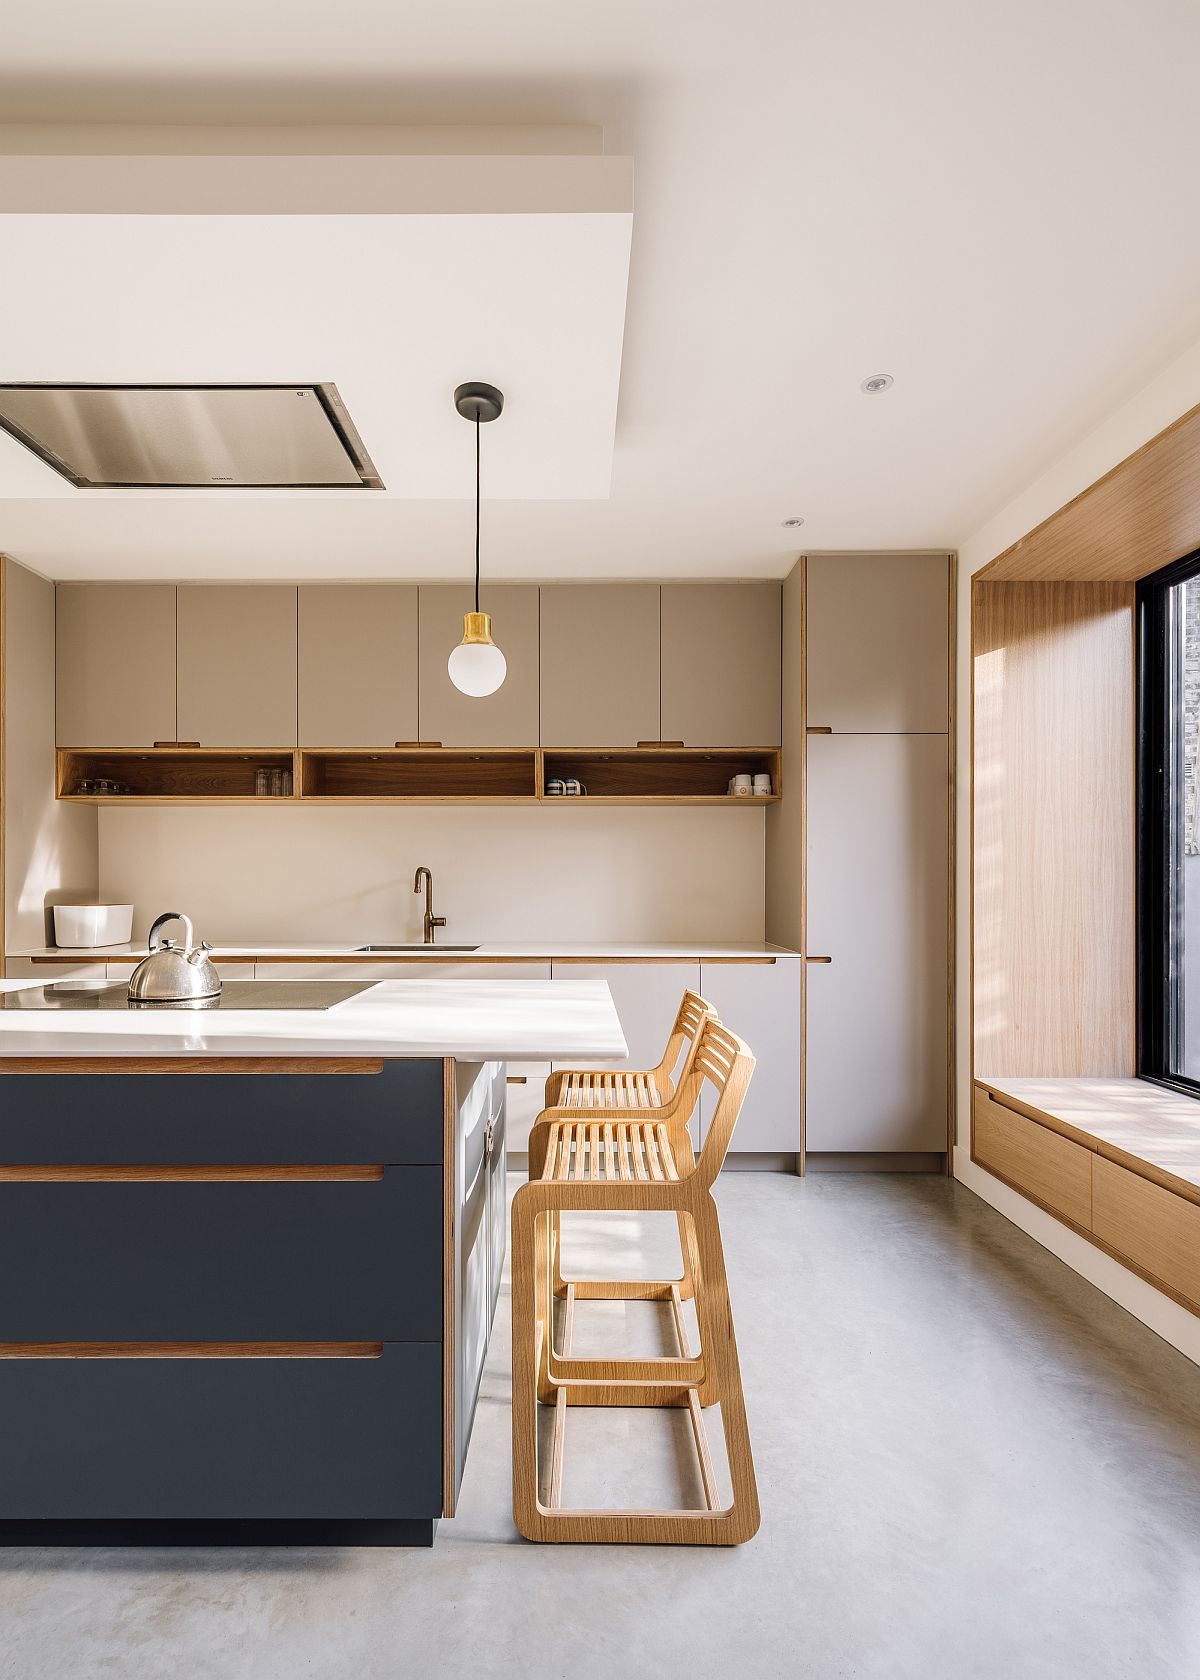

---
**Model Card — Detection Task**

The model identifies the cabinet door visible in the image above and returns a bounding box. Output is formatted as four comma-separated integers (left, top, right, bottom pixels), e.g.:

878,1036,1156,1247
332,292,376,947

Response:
551,961,701,1144
805,553,949,733
540,585,660,746
177,585,297,747
805,735,948,1152
505,1061,552,1154
298,585,418,747
55,584,177,746
698,961,801,1153
660,583,781,746
418,585,539,747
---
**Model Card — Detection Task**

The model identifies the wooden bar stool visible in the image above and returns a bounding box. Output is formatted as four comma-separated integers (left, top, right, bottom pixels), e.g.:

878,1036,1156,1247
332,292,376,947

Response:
530,987,715,1309
511,1020,760,1545
542,987,713,1113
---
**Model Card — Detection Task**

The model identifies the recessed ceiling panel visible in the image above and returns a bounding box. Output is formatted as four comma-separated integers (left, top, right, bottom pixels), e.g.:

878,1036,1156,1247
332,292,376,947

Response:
0,382,382,488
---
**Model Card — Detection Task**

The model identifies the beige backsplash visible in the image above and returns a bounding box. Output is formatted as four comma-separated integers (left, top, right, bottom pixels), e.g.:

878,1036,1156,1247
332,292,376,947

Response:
97,804,766,945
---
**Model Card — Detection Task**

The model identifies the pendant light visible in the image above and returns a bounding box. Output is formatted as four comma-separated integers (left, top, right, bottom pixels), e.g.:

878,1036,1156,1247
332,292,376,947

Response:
448,381,507,698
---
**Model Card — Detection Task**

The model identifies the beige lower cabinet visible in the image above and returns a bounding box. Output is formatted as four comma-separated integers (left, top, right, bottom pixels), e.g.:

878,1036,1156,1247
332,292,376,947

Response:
505,1063,553,1154
1092,1156,1200,1312
3,959,108,981
805,734,949,1154
550,961,702,1145
697,960,801,1153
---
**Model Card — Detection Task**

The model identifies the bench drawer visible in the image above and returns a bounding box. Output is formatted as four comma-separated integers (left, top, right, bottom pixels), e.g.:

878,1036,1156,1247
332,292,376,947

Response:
973,1086,1092,1229
0,1169,441,1341
1092,1156,1200,1311
0,1343,441,1519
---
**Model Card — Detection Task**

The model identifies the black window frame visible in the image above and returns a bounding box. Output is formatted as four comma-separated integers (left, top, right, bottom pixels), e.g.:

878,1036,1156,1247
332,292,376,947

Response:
1137,546,1200,1096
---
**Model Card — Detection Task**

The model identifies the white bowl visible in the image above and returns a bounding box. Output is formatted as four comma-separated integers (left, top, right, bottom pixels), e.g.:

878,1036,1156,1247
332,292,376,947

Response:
52,903,135,948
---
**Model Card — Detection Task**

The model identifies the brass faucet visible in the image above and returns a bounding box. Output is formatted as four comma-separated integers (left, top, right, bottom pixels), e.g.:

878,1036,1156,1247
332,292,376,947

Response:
413,866,446,946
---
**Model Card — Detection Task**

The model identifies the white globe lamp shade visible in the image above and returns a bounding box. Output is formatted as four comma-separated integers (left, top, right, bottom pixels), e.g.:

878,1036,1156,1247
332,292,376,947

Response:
448,612,507,697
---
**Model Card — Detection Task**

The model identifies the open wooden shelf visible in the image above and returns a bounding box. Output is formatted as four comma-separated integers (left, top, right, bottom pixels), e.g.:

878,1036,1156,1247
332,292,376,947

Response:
540,747,781,803
56,746,782,806
57,748,299,803
300,749,539,802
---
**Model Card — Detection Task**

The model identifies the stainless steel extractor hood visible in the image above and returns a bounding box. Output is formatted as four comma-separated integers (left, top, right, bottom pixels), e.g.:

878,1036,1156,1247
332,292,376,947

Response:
0,383,384,489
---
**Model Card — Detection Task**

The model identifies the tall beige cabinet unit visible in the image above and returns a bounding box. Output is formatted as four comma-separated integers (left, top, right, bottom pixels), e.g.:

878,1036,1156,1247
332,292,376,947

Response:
802,553,952,1161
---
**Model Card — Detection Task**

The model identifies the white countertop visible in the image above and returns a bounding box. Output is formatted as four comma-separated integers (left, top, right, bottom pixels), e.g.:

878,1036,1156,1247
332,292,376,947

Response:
0,977,629,1062
9,940,798,964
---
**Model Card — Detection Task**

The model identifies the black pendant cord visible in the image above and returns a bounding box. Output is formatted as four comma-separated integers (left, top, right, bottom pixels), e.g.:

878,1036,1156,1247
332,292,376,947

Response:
474,413,481,615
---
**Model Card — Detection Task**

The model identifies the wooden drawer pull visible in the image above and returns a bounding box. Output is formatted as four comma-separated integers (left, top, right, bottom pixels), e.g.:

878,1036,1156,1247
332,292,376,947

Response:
805,955,833,964
506,1076,529,1085
636,740,685,749
0,1342,383,1359
394,741,443,749
806,725,833,734
152,741,202,749
0,1164,385,1182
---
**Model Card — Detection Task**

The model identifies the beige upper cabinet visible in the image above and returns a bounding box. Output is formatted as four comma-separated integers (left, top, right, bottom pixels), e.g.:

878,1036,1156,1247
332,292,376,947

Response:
805,553,949,733
56,584,177,746
539,584,660,746
660,583,781,746
298,585,418,747
177,585,297,747
418,585,539,747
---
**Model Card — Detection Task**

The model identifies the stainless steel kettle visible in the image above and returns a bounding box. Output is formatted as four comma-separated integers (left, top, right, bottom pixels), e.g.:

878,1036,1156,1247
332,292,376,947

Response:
127,912,222,1003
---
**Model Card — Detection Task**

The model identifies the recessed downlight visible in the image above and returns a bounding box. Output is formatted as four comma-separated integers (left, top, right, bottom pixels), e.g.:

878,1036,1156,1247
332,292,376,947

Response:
860,373,894,395
781,516,805,528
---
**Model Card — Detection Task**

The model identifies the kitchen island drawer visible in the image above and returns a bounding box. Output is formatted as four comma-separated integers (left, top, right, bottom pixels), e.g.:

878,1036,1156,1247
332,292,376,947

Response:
972,1085,1092,1230
0,1059,445,1164
0,1343,442,1519
0,1168,442,1342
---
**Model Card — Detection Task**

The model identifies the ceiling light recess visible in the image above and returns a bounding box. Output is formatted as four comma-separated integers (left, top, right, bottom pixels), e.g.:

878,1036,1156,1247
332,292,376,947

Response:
860,373,894,395
781,516,805,528
447,381,507,699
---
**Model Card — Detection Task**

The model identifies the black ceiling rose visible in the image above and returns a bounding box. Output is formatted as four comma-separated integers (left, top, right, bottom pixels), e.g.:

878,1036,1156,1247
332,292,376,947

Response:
454,382,504,424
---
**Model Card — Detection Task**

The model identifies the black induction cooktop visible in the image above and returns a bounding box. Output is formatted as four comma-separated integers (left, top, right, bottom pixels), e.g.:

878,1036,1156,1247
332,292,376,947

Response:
1,980,377,1012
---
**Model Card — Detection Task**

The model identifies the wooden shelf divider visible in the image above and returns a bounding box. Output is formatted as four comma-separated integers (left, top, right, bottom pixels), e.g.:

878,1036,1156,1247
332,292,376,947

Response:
56,745,782,807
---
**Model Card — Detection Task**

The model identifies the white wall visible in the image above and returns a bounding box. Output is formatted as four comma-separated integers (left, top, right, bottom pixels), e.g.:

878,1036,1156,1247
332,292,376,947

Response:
2,556,97,951
954,338,1200,1365
98,804,766,946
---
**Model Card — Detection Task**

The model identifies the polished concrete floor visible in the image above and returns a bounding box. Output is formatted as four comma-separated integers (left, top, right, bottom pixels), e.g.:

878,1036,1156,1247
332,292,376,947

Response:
4,1173,1200,1680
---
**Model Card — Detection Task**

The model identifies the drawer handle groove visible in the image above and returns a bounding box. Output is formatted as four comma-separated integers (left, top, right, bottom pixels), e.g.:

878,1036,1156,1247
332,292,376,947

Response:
0,1164,385,1182
0,1342,384,1359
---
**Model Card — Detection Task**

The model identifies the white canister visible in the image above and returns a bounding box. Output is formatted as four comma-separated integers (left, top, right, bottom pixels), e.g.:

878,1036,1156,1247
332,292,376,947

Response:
752,773,773,796
731,774,753,796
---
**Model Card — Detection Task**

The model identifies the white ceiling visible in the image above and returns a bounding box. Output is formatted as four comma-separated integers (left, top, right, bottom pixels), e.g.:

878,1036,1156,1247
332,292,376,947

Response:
3,0,1200,582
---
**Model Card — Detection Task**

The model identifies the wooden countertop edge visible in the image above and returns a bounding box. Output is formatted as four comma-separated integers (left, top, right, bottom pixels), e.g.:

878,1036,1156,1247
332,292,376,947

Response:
975,1079,1200,1207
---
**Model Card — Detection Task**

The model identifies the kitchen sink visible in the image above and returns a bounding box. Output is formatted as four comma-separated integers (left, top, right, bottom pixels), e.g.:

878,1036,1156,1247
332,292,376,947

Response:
354,944,481,953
